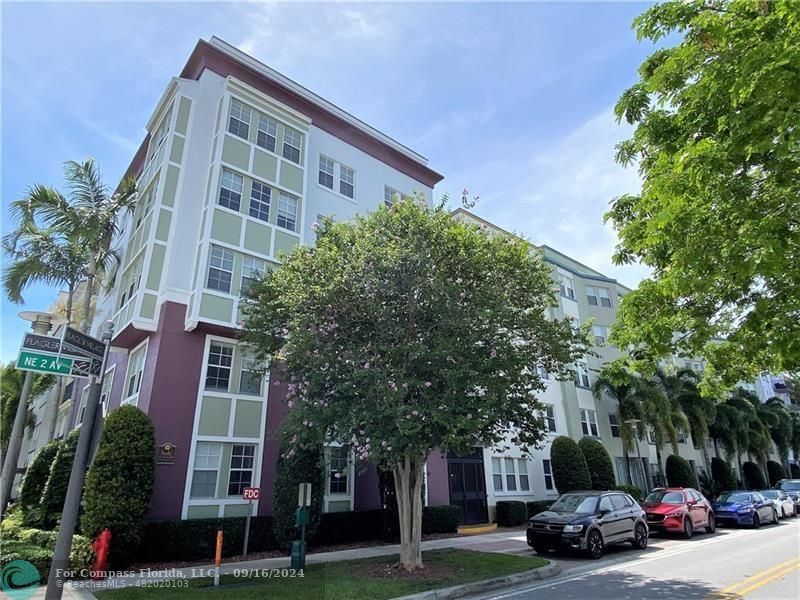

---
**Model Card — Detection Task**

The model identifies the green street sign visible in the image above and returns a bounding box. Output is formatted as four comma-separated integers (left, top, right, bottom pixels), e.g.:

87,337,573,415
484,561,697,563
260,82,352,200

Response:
16,350,72,375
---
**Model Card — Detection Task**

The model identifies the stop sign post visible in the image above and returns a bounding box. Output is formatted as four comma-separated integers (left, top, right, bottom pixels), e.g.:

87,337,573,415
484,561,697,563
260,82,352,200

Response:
242,487,260,556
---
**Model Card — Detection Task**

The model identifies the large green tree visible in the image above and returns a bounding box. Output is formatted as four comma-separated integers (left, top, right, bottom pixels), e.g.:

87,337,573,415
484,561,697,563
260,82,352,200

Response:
607,0,800,388
241,200,586,570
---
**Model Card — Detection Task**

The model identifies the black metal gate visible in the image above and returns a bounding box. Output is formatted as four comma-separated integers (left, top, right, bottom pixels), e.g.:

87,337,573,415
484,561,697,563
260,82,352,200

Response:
447,448,488,525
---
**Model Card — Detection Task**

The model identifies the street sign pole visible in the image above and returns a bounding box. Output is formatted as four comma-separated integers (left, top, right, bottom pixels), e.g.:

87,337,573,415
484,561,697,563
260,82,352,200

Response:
0,312,58,519
45,321,114,600
243,498,252,556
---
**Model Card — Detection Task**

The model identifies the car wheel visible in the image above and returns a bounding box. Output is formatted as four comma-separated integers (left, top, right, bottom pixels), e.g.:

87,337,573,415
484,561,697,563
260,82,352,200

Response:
632,523,648,549
772,509,779,525
752,513,760,529
683,517,694,539
781,507,787,519
587,530,604,560
533,544,550,555
705,514,716,534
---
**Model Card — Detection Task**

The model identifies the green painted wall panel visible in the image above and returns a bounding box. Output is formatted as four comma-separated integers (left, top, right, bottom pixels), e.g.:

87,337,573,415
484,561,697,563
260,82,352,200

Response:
279,162,304,194
146,245,166,291
217,444,232,497
222,135,250,171
231,254,243,298
252,150,277,182
162,165,180,207
233,400,262,438
139,293,157,320
327,501,351,513
211,209,242,245
187,505,219,519
274,230,299,257
155,209,172,242
170,136,185,164
198,396,231,436
223,503,251,517
176,97,192,135
199,293,234,322
243,220,272,255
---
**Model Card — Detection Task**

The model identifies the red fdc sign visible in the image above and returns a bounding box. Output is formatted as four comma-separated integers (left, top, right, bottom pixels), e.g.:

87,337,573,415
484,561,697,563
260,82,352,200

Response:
243,487,260,501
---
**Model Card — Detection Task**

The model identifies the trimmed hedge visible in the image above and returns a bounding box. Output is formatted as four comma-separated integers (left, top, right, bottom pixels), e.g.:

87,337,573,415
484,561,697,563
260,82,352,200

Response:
711,457,737,492
791,464,800,478
136,516,276,563
578,437,616,490
526,501,552,519
18,440,61,525
421,505,461,534
767,461,787,487
550,436,591,493
495,501,527,526
314,510,385,546
272,443,325,551
615,485,643,501
743,461,767,489
665,455,695,488
40,430,79,529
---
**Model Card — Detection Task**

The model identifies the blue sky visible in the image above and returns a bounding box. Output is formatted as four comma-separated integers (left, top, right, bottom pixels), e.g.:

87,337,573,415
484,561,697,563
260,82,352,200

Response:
1,1,656,361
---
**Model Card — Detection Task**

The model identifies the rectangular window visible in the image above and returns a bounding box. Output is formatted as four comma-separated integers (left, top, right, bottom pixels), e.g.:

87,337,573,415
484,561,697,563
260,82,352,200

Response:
228,444,255,496
559,274,575,300
124,343,147,403
592,325,610,345
537,365,550,380
319,156,334,189
519,461,530,491
76,386,90,425
384,185,402,208
543,404,556,433
328,446,349,494
256,115,277,152
277,192,298,232
191,442,221,498
99,368,114,417
543,459,554,490
575,362,590,388
282,127,301,163
228,99,251,140
207,245,234,293
586,286,612,307
609,413,620,438
678,430,688,443
239,350,264,396
581,409,599,437
339,165,355,199
205,342,233,391
241,256,266,296
219,169,243,212
492,457,503,491
249,181,271,222
505,458,517,491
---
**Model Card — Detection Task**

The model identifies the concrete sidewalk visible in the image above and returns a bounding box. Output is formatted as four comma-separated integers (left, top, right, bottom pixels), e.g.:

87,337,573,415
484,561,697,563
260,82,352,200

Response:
68,529,530,595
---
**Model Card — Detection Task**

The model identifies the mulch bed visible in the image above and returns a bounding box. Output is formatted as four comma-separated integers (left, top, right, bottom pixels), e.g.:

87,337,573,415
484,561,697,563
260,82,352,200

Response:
354,560,458,580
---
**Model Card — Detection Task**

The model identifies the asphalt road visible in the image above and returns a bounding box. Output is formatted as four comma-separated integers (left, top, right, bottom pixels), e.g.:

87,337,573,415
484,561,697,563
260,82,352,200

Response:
470,517,800,599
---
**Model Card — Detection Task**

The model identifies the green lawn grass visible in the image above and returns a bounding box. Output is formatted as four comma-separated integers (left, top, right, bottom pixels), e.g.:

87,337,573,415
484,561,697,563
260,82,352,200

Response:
94,549,548,600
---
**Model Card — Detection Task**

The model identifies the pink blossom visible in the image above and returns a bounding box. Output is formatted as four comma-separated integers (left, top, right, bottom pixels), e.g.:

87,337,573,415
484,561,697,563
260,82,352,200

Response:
459,291,466,300
387,446,392,451
311,222,320,231
456,278,462,284
446,356,456,364
287,400,294,408
424,381,432,388
490,348,497,358
412,410,419,416
363,362,370,369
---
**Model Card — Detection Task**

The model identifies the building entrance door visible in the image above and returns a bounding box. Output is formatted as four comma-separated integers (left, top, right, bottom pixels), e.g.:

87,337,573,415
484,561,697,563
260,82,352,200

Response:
447,448,488,524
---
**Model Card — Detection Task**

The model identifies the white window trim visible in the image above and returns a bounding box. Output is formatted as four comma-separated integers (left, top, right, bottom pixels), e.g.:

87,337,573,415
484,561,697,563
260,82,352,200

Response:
122,339,149,407
542,404,557,434
324,443,355,512
276,192,299,232
99,365,115,418
580,408,600,438
227,443,257,498
542,459,555,492
559,274,576,301
316,155,358,204
75,384,91,428
190,441,223,499
492,457,531,495
207,245,235,294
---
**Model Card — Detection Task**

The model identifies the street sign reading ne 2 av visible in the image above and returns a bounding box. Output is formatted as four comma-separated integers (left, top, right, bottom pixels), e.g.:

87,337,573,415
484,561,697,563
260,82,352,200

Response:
16,331,103,377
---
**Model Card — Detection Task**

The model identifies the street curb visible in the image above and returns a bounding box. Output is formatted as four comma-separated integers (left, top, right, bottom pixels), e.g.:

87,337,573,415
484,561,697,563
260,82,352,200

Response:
392,562,561,600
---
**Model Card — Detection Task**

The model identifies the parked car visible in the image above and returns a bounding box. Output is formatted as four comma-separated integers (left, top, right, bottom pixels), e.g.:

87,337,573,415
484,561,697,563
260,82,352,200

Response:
641,487,715,538
776,479,800,515
526,491,648,559
712,491,778,528
759,489,797,518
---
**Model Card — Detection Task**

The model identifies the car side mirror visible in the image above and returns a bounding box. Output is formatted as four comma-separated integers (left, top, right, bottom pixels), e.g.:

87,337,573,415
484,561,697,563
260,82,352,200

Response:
599,508,610,516
687,499,697,506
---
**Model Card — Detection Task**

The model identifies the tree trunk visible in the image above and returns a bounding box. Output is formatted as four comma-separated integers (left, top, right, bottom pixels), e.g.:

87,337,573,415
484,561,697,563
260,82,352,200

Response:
623,445,632,485
65,283,74,326
735,446,743,485
701,444,712,478
393,455,425,571
44,285,74,443
80,255,97,333
654,444,665,487
713,439,720,460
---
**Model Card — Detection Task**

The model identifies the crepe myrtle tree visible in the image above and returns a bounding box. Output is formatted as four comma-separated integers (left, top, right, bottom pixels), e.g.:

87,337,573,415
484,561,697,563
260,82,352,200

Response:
241,199,587,570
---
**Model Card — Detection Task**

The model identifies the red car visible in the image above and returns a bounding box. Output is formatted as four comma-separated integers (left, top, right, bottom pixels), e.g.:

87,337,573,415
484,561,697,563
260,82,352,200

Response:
641,487,716,538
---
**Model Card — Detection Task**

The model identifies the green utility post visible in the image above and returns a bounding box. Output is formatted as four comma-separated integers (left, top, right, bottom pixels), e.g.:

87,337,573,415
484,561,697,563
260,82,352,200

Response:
290,483,312,570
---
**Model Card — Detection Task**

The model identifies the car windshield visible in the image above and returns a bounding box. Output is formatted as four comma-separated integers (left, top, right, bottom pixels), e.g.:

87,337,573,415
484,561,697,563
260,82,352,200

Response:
779,481,800,491
549,494,598,513
644,490,684,504
717,492,751,503
760,491,778,499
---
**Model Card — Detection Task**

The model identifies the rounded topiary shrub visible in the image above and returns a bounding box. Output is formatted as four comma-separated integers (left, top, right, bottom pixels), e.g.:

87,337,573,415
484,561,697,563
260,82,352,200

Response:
81,405,155,567
272,442,325,552
711,457,737,492
578,437,616,491
495,501,527,526
550,436,591,493
665,455,695,488
18,440,61,526
40,430,80,529
742,461,766,490
766,461,787,487
791,463,800,479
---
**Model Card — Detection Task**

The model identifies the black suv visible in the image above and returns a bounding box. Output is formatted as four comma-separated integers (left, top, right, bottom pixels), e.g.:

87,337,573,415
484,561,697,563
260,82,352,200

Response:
526,491,649,559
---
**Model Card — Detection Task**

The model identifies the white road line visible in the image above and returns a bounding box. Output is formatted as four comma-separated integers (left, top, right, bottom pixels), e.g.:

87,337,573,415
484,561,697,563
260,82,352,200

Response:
483,521,800,600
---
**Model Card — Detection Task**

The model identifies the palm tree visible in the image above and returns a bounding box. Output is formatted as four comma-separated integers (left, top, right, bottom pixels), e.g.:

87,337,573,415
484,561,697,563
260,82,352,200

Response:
763,398,793,472
671,370,717,475
709,399,749,483
636,375,675,485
